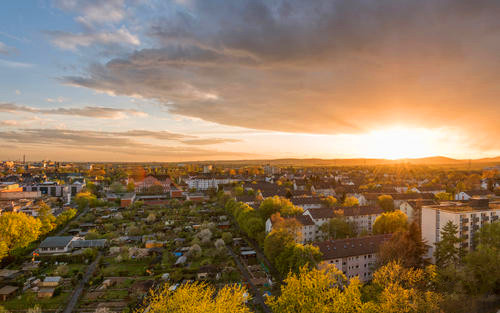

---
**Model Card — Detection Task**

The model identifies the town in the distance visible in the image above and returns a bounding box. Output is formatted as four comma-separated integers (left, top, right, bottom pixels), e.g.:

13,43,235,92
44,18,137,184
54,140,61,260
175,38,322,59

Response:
0,158,499,313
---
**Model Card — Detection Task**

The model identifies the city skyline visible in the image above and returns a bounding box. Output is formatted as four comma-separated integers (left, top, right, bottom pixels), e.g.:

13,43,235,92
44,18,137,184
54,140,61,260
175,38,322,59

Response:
1,1,500,161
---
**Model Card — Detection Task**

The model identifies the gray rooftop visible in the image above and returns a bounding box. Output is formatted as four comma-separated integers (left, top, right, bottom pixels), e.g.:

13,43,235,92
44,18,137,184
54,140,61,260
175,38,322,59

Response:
39,236,74,248
43,276,62,283
71,239,107,248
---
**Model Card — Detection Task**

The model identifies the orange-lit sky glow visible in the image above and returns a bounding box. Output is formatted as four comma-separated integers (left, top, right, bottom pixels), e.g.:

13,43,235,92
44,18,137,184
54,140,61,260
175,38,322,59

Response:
1,1,499,161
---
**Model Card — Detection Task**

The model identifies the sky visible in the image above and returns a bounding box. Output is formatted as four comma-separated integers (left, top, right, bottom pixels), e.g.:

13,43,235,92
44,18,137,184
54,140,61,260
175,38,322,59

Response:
0,0,499,162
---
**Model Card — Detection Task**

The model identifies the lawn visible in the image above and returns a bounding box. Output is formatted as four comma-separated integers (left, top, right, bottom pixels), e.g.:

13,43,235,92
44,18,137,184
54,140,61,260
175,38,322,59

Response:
101,261,149,276
2,291,70,310
101,289,129,300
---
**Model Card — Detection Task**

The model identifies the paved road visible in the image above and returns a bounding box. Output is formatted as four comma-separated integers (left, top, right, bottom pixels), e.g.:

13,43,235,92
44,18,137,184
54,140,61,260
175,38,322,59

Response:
62,251,102,313
227,248,271,313
228,215,283,285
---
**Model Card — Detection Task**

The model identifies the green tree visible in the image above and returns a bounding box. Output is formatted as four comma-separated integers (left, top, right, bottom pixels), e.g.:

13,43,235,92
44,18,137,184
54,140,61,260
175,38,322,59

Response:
86,181,97,195
434,221,464,268
221,232,233,245
475,220,500,248
373,211,408,234
264,229,295,264
110,182,125,194
319,217,355,239
462,221,500,295
75,191,97,209
55,208,77,226
377,195,394,212
37,201,56,234
275,243,322,276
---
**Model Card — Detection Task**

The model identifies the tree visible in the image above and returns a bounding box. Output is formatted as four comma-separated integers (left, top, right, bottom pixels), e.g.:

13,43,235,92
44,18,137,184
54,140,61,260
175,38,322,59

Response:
26,307,41,313
146,213,157,223
373,211,408,234
266,265,371,313
136,282,250,313
434,221,464,268
198,229,212,245
378,222,428,268
319,217,355,239
371,261,442,313
234,186,244,196
377,195,394,212
259,196,302,220
264,229,295,264
37,201,56,234
126,181,135,192
233,203,265,243
342,196,359,207
435,192,453,201
275,243,322,276
0,212,42,259
221,232,233,245
214,238,225,252
75,191,97,209
461,221,500,295
270,212,303,242
110,182,125,194
188,244,202,259
56,208,77,226
475,220,500,248
322,196,338,209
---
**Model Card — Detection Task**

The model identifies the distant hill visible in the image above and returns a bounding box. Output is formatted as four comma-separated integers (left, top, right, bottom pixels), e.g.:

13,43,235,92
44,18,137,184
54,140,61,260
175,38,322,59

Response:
180,156,500,167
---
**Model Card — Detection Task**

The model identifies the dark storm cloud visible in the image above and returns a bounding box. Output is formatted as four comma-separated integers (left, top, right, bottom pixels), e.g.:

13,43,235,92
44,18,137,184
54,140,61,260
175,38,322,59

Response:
62,0,500,146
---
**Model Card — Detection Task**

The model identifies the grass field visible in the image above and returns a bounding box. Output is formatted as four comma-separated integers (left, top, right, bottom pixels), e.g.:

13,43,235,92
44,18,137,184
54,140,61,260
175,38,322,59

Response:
1,291,70,310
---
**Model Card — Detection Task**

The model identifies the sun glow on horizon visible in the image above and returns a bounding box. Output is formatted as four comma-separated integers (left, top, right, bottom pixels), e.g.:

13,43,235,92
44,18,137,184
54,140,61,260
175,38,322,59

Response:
357,127,445,160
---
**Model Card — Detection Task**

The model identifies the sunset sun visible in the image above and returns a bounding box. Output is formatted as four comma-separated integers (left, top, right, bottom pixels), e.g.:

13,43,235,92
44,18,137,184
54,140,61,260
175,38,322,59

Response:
361,127,440,160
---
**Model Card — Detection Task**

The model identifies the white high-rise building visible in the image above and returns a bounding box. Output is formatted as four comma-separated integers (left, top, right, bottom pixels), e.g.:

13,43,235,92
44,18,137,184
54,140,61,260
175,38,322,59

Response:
421,199,500,262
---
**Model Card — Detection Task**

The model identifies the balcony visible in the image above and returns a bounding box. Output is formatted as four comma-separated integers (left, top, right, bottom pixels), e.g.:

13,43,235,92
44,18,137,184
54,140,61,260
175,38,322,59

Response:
492,216,499,221
461,226,469,232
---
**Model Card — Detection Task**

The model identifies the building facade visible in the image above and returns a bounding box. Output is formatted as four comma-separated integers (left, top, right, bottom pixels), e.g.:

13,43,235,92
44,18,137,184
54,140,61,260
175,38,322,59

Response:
421,199,500,262
315,234,391,282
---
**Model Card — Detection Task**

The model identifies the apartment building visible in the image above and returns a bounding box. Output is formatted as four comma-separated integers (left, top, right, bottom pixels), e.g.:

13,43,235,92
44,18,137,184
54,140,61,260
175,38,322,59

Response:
265,214,317,243
22,181,84,197
184,175,238,190
315,234,391,282
421,199,500,262
343,206,384,234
